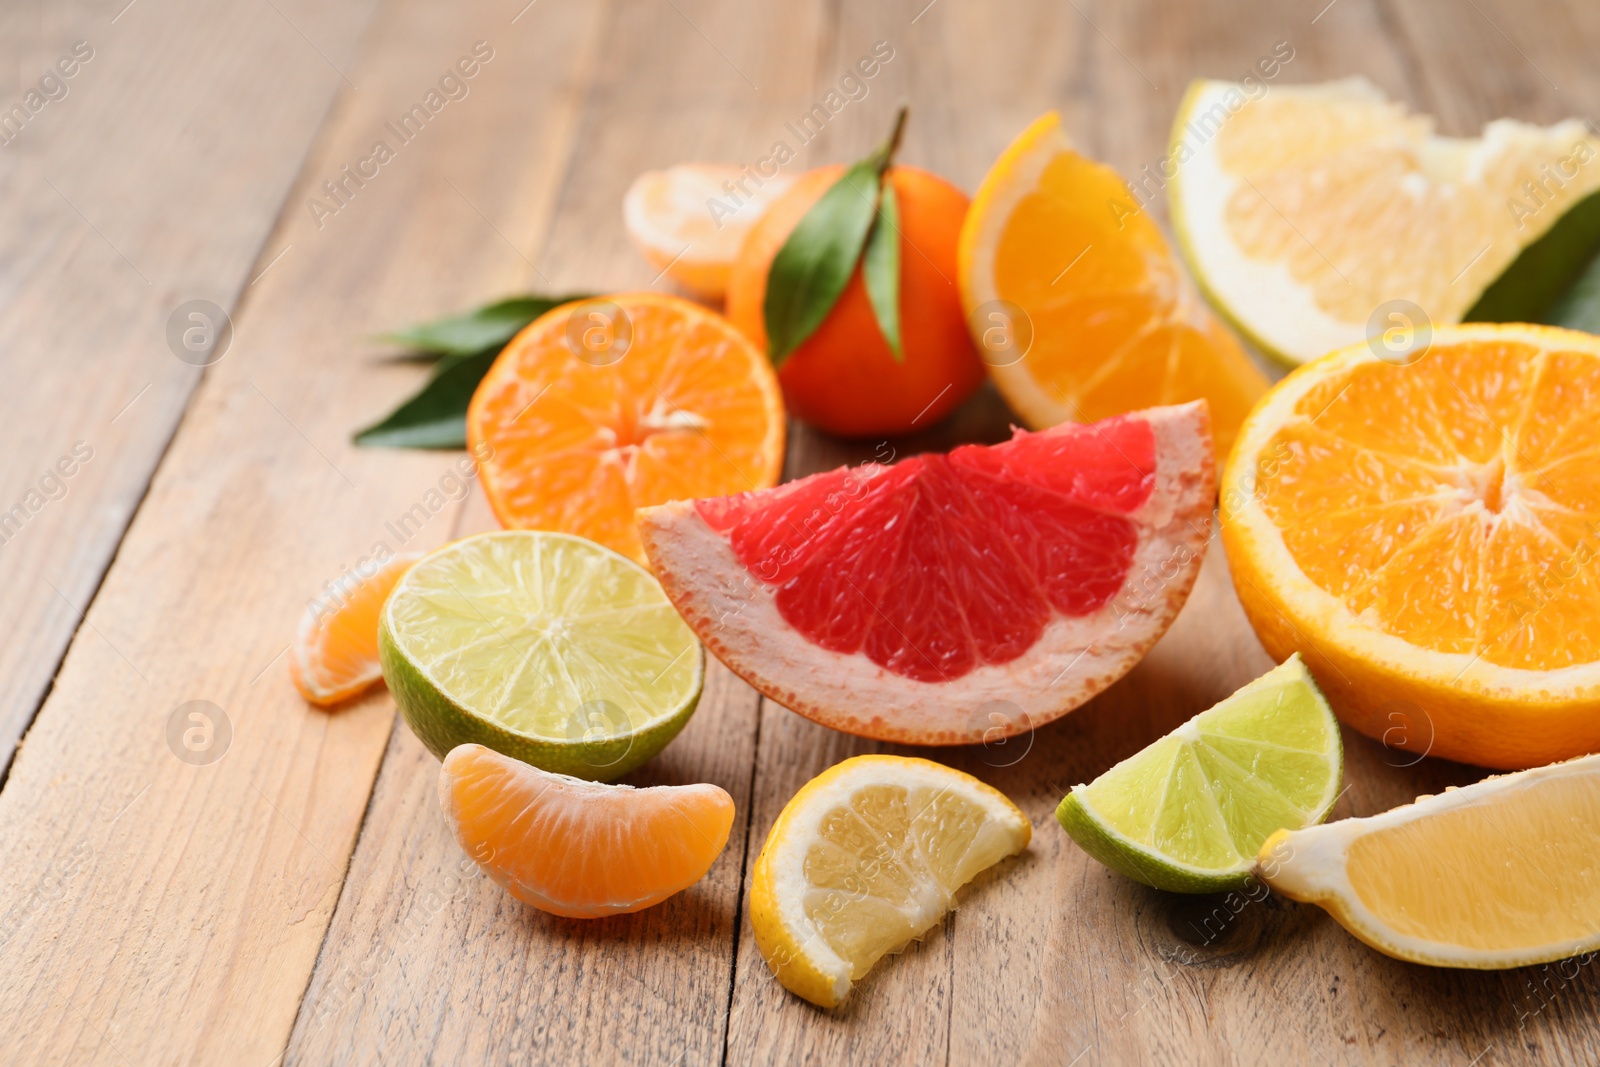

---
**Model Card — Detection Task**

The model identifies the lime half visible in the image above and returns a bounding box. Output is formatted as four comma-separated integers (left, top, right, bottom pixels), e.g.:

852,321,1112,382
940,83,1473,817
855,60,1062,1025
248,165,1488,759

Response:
1057,654,1342,893
380,531,703,782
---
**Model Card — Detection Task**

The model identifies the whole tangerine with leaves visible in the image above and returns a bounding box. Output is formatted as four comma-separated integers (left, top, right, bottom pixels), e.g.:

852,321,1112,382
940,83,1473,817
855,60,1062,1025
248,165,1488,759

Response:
726,110,985,438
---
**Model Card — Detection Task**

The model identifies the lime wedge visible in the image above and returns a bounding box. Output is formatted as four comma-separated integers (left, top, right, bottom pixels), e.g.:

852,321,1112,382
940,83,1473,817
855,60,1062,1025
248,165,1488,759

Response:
1056,654,1342,893
379,531,703,782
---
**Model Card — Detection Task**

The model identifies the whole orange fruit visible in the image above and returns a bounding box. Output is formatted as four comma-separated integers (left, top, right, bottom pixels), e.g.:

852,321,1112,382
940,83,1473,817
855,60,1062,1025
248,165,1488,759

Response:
727,165,985,438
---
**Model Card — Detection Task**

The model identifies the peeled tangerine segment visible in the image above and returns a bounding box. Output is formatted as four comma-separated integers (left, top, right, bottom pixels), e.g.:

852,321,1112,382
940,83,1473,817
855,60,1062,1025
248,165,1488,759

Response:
440,743,734,919
1258,753,1600,968
1056,654,1342,893
290,552,420,706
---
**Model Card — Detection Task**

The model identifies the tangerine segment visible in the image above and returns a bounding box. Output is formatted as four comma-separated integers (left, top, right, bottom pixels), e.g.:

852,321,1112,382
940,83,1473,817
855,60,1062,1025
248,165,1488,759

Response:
440,744,734,919
960,112,1267,460
698,415,1155,683
1223,324,1600,768
290,551,420,706
468,292,784,564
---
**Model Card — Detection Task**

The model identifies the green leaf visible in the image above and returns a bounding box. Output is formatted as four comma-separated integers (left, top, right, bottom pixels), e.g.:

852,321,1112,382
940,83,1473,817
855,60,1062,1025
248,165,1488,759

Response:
1545,247,1600,333
1465,190,1600,325
353,348,498,448
762,106,909,367
381,294,588,356
862,180,903,361
763,161,883,367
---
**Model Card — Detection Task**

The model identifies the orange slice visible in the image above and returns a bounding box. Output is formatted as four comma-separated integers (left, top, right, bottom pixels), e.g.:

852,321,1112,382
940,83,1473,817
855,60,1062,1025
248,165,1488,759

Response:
1222,323,1600,769
959,111,1268,462
467,292,785,565
440,743,735,918
624,164,795,301
289,551,419,706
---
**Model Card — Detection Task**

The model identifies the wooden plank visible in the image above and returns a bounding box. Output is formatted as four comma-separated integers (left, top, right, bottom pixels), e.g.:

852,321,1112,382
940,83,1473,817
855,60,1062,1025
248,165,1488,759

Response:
0,1,607,1061
0,0,382,770
283,1,832,1062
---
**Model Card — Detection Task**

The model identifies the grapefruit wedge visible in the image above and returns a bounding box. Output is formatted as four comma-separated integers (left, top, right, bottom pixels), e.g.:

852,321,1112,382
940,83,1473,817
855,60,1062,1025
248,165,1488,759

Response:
639,403,1214,744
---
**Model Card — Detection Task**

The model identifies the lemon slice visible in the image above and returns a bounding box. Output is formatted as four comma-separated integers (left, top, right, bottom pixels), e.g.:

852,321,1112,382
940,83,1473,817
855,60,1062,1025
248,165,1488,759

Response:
1169,77,1600,364
379,531,703,781
1056,654,1342,892
749,755,1030,1008
1258,753,1600,968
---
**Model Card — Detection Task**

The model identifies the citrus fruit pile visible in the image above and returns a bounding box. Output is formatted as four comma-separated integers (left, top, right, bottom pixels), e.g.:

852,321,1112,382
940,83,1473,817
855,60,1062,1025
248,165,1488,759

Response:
289,86,1600,1000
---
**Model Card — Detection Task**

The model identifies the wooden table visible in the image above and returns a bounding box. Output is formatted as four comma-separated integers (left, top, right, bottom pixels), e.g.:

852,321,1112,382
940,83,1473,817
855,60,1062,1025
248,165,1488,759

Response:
1,0,1597,1063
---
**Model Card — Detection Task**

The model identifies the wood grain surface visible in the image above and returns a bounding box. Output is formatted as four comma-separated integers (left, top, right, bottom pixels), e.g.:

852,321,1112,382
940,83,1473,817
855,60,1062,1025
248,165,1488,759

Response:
1,0,1597,1064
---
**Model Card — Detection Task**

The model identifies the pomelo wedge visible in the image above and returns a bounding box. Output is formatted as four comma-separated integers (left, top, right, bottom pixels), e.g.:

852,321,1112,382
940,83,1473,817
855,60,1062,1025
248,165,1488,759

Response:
639,403,1214,744
1169,77,1600,365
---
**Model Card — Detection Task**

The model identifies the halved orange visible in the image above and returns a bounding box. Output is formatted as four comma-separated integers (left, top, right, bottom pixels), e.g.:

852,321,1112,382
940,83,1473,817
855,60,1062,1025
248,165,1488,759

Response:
290,551,420,706
1222,323,1600,769
959,111,1269,462
467,292,785,565
439,743,735,918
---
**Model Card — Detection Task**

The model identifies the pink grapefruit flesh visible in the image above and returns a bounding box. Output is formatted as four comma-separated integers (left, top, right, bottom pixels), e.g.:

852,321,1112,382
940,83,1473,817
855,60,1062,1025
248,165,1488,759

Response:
639,402,1215,744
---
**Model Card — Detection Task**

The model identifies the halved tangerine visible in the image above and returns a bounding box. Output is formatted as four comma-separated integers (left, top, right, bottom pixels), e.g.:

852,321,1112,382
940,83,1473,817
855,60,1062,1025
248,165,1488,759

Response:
440,743,735,918
640,402,1215,744
467,292,785,565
